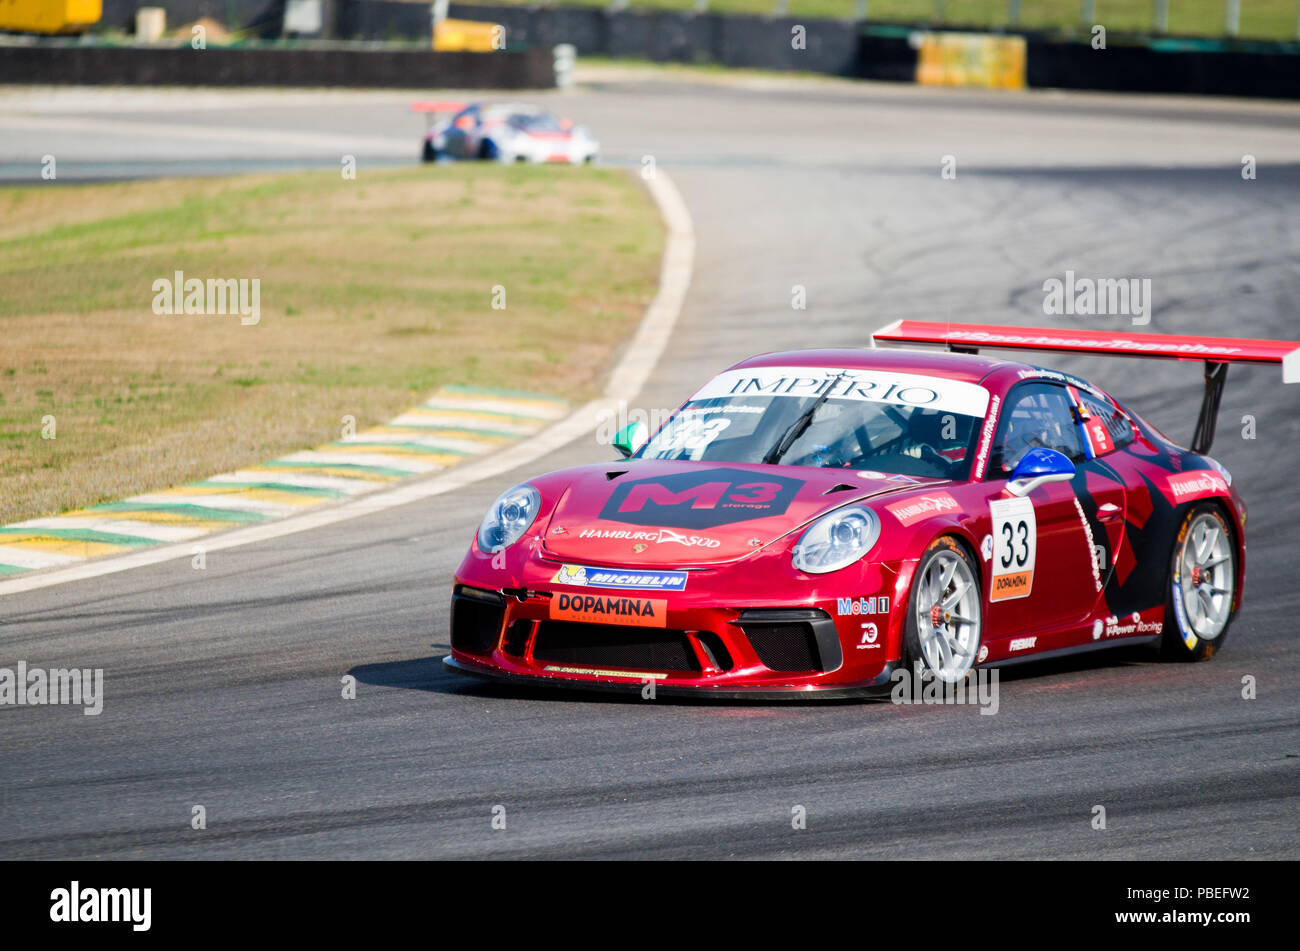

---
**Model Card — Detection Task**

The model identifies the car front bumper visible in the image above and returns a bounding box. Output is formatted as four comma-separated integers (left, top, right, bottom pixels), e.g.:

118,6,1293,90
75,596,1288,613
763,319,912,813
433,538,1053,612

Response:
444,537,910,697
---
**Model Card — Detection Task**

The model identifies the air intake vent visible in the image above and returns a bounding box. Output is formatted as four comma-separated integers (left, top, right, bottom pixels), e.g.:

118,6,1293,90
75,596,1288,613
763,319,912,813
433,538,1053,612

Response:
742,622,821,672
734,608,842,673
450,587,505,655
534,621,699,672
504,619,533,656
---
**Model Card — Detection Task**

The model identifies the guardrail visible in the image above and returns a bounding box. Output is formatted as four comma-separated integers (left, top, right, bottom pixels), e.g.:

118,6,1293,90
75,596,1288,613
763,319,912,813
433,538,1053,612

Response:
84,0,1300,44
0,41,556,86
7,1,1298,97
440,3,1300,97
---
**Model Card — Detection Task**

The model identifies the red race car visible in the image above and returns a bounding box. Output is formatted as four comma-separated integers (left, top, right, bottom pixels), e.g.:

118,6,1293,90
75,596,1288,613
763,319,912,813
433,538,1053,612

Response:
444,322,1299,698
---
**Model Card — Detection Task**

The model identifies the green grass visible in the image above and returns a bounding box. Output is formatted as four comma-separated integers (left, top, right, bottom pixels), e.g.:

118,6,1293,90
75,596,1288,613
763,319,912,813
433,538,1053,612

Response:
498,0,1299,41
0,165,662,524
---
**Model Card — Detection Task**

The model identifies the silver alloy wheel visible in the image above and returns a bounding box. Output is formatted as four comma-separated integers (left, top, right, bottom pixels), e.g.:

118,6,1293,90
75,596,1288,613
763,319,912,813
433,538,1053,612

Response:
915,549,982,682
1178,512,1234,640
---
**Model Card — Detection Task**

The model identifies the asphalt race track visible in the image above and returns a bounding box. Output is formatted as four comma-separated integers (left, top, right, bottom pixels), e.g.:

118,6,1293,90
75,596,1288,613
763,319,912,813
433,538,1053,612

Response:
2,76,1298,858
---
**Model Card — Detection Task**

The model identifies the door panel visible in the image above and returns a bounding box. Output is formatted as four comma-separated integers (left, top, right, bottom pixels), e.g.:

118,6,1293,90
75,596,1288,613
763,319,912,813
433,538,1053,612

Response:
982,381,1099,646
980,478,1097,643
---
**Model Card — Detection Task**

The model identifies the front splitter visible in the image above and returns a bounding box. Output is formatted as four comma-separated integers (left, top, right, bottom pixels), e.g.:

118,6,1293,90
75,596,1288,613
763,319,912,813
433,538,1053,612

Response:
442,654,898,702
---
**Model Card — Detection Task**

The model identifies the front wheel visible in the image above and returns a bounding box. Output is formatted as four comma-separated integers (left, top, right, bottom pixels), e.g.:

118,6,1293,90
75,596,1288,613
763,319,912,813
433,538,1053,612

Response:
904,536,983,683
1163,503,1237,660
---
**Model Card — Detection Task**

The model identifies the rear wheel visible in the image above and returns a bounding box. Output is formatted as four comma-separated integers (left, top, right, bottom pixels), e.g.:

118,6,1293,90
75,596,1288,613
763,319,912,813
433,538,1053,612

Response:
1163,503,1237,660
421,140,438,163
904,536,982,683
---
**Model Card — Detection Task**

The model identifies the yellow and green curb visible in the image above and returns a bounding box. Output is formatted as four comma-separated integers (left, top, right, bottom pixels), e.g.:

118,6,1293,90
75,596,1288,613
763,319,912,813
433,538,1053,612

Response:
0,385,568,577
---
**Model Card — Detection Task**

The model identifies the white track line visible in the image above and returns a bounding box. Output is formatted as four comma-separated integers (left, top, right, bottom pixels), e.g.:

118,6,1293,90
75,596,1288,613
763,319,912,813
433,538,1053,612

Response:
0,170,694,597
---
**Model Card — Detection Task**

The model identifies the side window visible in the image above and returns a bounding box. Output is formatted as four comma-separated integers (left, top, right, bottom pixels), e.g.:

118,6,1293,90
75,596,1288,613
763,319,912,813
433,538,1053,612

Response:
988,383,1086,477
1079,392,1133,453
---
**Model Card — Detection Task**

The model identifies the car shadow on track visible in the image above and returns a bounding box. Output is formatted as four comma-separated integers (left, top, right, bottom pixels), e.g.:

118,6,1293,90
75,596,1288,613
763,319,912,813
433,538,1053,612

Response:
991,643,1164,684
349,654,684,705
348,642,1166,707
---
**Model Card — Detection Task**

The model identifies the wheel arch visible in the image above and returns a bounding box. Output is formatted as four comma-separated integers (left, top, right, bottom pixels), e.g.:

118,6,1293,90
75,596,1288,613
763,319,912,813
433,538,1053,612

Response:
1186,495,1245,612
896,524,985,679
917,520,984,593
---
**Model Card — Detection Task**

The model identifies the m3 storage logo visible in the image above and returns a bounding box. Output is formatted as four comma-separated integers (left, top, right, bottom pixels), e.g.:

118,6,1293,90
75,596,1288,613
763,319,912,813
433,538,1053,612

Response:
600,468,803,529
551,564,688,592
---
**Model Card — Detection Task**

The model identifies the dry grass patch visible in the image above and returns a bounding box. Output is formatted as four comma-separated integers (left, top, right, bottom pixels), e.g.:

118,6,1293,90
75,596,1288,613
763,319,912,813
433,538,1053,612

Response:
0,165,662,523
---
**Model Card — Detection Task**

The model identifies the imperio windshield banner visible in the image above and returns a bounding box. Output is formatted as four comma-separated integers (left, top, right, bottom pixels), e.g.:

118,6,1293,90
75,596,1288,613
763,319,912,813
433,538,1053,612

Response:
689,366,991,418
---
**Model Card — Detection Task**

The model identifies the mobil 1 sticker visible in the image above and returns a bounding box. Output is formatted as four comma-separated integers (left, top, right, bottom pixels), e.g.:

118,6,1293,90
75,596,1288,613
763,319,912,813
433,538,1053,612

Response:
989,496,1036,601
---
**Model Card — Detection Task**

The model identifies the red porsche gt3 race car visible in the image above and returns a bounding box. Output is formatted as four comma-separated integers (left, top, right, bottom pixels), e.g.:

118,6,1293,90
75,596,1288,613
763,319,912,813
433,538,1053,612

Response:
444,321,1299,698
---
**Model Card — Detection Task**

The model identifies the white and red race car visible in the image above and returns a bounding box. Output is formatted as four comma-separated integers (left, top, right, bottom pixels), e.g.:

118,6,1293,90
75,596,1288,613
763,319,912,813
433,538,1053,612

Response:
415,101,599,165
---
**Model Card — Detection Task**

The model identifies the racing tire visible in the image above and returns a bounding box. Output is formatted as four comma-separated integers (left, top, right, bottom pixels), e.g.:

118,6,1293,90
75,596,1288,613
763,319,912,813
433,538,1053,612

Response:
421,140,438,163
1162,502,1237,661
903,535,983,684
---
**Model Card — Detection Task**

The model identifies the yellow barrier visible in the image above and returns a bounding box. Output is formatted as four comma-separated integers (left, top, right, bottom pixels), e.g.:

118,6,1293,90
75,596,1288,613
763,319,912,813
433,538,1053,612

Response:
0,0,101,34
432,18,503,53
916,32,1026,91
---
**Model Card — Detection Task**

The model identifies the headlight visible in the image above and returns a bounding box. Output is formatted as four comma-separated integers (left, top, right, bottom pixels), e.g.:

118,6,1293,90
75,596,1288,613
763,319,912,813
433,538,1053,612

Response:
792,505,881,574
477,483,541,554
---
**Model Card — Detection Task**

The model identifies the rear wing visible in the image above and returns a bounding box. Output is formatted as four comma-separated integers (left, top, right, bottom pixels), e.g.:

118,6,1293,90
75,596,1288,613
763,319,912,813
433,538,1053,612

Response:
410,100,466,114
410,100,467,130
872,320,1300,454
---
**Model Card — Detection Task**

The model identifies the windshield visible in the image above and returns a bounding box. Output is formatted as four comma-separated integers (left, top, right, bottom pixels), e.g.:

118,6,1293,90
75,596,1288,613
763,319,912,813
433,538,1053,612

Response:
508,113,562,132
638,366,989,480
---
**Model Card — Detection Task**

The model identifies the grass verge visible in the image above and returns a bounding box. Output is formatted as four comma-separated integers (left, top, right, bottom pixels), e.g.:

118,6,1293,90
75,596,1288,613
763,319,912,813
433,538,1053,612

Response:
0,164,662,525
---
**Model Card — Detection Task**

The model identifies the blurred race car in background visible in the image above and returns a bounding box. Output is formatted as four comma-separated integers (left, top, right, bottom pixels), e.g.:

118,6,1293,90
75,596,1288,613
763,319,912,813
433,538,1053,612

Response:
415,101,600,164
445,321,1300,699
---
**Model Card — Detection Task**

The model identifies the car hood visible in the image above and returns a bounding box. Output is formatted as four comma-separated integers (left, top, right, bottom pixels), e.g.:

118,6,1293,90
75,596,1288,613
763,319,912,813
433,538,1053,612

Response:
537,459,945,567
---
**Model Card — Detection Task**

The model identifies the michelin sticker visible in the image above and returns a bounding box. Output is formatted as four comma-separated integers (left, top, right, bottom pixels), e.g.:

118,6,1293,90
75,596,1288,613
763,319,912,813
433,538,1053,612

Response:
551,564,688,592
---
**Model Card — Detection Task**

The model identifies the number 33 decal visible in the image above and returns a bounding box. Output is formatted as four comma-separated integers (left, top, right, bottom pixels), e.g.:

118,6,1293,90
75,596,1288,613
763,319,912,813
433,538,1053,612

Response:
989,496,1037,601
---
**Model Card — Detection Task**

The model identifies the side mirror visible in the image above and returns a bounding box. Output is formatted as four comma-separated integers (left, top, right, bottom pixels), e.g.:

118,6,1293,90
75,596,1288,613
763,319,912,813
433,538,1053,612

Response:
612,421,646,459
1006,448,1075,497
